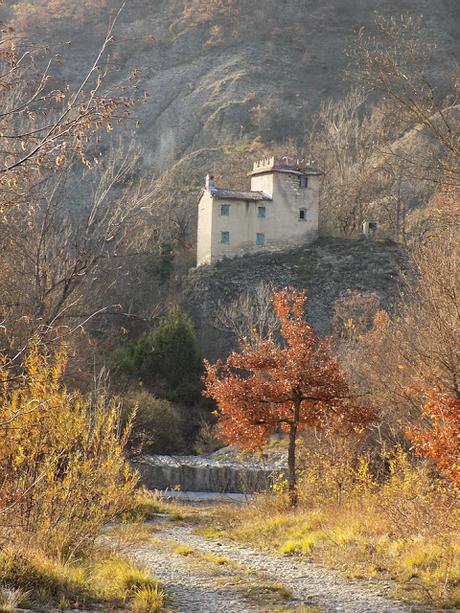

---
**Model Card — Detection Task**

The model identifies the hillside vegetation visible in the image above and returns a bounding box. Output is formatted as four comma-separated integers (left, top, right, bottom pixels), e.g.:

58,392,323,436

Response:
2,0,458,175
0,2,458,610
184,237,405,359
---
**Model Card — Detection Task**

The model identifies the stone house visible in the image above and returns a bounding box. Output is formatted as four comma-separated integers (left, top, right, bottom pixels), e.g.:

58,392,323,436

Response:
196,157,322,266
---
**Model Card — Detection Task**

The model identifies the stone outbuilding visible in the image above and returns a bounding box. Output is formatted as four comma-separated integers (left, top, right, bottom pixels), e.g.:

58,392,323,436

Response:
196,157,322,266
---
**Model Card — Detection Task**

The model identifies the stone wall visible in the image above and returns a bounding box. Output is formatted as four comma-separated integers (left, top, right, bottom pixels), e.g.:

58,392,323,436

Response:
133,455,284,493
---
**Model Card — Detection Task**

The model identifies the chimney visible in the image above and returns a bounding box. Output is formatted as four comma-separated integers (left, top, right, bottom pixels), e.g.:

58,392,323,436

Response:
205,174,215,191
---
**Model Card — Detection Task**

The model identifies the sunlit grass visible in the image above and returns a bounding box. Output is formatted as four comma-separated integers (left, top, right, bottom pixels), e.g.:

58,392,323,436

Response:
0,546,164,610
90,554,157,601
121,489,170,522
173,544,194,556
208,456,460,608
131,584,166,612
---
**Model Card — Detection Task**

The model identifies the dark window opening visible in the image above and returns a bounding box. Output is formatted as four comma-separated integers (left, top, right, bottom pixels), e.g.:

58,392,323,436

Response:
299,175,308,188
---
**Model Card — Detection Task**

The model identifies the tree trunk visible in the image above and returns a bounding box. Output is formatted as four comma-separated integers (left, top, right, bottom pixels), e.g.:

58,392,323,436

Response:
287,398,300,507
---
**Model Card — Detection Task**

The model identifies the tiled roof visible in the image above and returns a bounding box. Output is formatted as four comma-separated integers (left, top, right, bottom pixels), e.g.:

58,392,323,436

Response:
209,188,272,202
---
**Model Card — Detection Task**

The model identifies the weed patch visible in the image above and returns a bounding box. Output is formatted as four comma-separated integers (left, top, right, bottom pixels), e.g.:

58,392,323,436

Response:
173,545,194,556
131,585,166,612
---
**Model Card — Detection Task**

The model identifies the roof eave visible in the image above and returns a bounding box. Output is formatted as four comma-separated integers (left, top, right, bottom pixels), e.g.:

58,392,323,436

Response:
248,167,324,177
208,189,272,202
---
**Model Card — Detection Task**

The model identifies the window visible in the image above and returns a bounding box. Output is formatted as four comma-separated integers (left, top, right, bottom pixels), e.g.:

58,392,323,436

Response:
299,175,308,188
220,231,230,244
299,208,307,221
256,233,265,246
258,206,266,219
220,204,230,216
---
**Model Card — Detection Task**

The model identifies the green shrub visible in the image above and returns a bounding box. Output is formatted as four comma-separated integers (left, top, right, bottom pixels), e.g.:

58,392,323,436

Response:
147,241,174,284
113,306,204,405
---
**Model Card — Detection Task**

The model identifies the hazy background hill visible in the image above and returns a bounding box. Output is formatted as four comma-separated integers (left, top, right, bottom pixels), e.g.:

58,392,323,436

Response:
3,0,459,176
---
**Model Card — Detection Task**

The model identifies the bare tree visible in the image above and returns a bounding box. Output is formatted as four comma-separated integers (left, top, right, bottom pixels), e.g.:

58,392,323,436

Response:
309,90,393,236
349,14,460,186
212,282,280,343
0,2,137,195
0,141,153,355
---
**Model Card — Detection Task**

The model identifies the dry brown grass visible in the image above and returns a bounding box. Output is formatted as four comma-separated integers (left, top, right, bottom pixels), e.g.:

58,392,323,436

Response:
207,451,460,608
0,546,164,611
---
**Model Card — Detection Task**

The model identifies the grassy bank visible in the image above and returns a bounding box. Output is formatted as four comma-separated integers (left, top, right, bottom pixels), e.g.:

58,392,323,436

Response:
0,547,165,612
0,346,167,613
0,491,168,612
201,453,460,609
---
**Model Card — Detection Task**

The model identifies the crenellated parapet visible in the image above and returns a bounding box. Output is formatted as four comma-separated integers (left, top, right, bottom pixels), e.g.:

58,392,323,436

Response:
252,157,276,171
252,156,318,173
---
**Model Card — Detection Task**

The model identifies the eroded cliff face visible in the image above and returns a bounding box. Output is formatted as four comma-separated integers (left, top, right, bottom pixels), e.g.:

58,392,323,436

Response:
5,0,459,175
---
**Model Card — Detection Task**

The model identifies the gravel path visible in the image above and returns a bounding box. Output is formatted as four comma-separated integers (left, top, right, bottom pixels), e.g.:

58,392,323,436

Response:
127,520,415,613
129,536,261,613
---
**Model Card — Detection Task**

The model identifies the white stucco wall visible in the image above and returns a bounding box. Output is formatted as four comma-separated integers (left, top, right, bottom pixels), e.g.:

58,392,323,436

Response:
257,172,320,248
196,170,321,266
210,198,272,262
196,190,213,266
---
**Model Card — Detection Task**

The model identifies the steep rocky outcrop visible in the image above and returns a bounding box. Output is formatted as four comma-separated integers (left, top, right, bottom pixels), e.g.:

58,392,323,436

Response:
183,237,406,360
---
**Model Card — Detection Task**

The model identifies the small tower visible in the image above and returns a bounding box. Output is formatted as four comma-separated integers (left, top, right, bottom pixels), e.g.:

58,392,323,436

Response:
196,157,323,266
362,220,378,239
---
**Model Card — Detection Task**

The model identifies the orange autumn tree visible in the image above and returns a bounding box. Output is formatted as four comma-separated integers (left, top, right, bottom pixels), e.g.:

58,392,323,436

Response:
204,287,373,506
407,389,460,489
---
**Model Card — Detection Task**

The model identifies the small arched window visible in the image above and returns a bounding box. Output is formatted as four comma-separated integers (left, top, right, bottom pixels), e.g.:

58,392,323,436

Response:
299,175,308,188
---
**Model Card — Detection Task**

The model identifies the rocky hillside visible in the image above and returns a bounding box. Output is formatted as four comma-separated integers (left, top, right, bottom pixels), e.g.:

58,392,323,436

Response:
183,237,406,360
3,0,459,176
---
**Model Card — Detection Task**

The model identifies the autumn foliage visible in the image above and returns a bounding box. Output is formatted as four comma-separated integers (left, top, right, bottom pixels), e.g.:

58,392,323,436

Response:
204,288,373,504
407,389,460,489
0,343,137,558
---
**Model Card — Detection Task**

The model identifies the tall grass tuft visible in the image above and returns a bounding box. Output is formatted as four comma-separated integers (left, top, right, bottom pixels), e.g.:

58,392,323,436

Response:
131,585,166,612
0,586,28,612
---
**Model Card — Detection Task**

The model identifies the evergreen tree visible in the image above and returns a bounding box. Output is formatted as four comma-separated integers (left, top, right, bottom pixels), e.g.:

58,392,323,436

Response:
113,306,204,405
